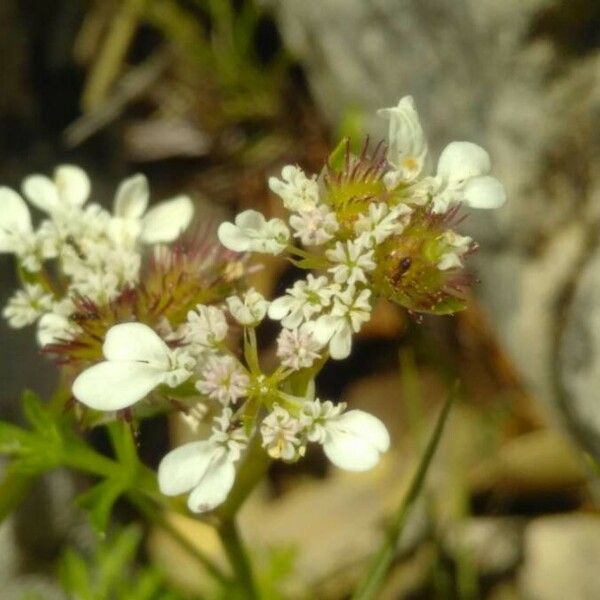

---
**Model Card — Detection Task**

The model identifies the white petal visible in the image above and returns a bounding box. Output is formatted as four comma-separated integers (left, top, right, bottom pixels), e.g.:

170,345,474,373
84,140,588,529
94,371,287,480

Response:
313,315,338,345
140,196,193,243
54,165,90,207
267,296,295,320
236,209,266,230
72,361,166,410
158,441,213,496
22,175,60,213
324,433,380,471
113,174,149,219
437,141,491,183
336,410,390,453
462,175,506,209
103,322,170,367
324,411,390,472
218,222,249,252
187,455,236,513
329,323,353,360
36,313,70,347
0,187,31,251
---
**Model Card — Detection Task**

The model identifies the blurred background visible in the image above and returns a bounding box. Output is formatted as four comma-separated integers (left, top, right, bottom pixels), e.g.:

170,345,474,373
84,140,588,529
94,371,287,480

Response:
2,0,600,598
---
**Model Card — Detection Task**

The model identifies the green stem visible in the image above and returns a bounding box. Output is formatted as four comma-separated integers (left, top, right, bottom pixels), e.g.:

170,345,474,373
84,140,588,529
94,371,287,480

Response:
217,518,258,598
352,383,459,600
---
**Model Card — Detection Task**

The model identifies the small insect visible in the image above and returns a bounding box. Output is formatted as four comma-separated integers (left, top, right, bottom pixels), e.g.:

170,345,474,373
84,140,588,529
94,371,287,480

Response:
389,256,412,286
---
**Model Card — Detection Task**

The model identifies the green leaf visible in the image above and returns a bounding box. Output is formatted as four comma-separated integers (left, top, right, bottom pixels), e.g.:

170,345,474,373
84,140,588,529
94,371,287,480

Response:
327,136,350,173
97,526,143,598
59,547,94,600
0,422,33,455
21,390,54,432
76,478,128,535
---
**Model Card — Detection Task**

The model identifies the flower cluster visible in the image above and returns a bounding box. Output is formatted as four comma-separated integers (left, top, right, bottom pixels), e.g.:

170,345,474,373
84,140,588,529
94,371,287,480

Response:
1,96,505,516
0,167,246,373
0,167,194,347
218,95,506,356
72,288,389,512
74,96,505,513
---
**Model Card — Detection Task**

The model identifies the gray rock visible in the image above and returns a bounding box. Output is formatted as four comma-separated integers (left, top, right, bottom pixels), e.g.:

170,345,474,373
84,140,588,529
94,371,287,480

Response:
519,514,600,600
443,517,523,577
265,0,600,457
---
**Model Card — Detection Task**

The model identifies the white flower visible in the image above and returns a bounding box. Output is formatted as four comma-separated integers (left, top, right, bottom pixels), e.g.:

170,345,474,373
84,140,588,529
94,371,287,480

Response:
0,187,43,271
209,408,248,460
36,298,79,347
2,283,53,328
268,274,339,329
226,288,269,326
196,355,249,406
437,230,473,271
302,399,390,471
260,405,304,461
314,287,372,360
268,165,319,213
378,96,428,188
276,323,323,371
432,141,506,213
22,165,91,214
111,174,194,245
289,204,339,246
218,209,290,255
354,202,412,246
183,305,228,349
72,323,196,411
37,312,77,347
158,411,247,514
68,268,121,305
301,398,345,443
326,237,376,286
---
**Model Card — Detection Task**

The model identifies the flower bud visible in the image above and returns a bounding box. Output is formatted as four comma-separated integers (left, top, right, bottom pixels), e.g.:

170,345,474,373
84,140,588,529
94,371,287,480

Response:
371,207,474,314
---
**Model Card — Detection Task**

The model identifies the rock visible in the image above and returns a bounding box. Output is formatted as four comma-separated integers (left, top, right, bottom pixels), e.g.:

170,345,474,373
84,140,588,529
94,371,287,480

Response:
443,517,522,577
558,245,600,458
265,0,600,458
519,514,600,600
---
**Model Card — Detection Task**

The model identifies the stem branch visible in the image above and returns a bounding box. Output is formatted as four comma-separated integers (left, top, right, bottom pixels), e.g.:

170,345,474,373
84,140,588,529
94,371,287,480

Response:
352,383,458,600
217,518,258,598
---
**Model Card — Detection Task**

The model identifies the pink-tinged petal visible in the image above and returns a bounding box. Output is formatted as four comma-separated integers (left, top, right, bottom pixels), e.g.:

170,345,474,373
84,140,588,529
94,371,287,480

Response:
113,174,149,219
0,187,31,251
54,165,90,207
72,361,166,410
437,141,491,182
187,455,236,513
140,196,193,243
158,441,214,496
22,175,60,213
463,176,506,209
218,222,250,252
102,322,170,367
